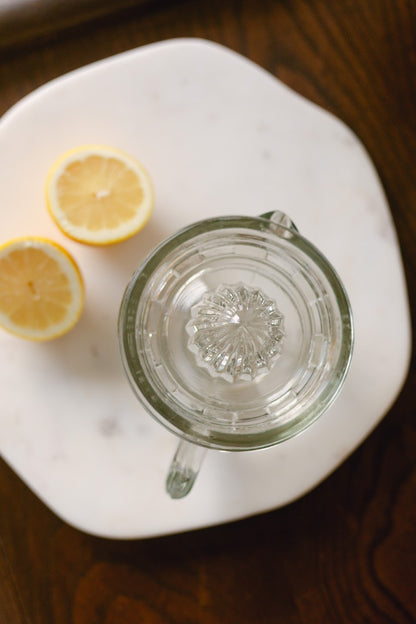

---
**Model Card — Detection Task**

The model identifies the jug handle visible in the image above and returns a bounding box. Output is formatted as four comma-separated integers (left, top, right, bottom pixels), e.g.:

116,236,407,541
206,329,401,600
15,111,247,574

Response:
166,439,207,499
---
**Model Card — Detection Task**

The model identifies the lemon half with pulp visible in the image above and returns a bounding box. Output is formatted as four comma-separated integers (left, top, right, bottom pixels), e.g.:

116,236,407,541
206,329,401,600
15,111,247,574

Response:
0,237,84,341
46,145,154,245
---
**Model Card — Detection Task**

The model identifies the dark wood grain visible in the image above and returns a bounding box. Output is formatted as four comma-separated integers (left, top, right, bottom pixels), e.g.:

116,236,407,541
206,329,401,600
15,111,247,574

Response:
0,1,415,622
0,0,158,51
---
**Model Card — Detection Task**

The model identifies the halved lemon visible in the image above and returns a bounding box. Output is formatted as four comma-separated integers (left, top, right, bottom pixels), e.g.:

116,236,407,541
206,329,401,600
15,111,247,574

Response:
46,145,154,245
0,237,84,341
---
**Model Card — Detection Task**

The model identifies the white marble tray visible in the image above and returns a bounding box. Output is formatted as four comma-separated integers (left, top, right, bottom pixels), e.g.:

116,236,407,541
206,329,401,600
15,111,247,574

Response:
0,39,411,539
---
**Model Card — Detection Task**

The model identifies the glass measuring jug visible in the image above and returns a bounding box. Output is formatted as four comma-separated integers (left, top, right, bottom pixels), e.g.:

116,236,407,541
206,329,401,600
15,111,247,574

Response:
118,211,353,498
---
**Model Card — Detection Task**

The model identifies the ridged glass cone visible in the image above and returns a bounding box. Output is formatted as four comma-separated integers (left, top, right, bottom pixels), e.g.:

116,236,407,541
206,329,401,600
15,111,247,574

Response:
186,283,285,382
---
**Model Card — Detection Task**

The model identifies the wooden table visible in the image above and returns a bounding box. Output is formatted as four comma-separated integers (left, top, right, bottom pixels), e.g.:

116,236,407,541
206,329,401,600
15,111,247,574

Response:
0,1,415,622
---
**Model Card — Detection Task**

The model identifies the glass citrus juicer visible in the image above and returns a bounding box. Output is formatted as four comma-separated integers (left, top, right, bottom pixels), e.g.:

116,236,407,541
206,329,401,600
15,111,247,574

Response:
118,211,353,499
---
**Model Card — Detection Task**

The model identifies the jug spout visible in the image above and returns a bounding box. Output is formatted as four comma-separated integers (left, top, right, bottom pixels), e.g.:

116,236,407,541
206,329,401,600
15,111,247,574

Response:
260,210,298,235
